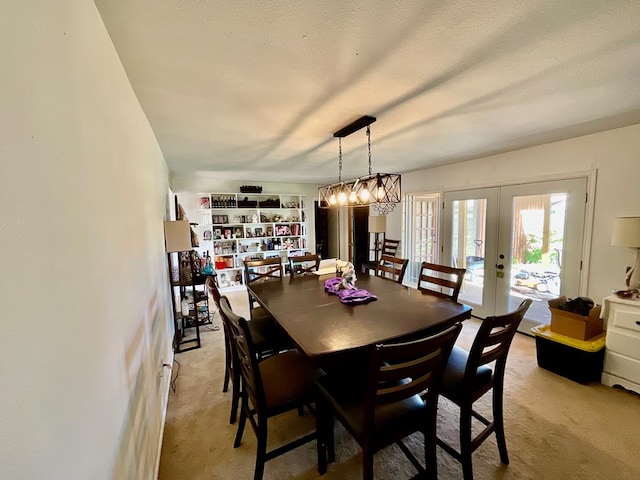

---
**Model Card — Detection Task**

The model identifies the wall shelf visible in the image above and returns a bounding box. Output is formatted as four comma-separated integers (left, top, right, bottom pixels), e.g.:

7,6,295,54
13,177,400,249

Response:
194,193,308,290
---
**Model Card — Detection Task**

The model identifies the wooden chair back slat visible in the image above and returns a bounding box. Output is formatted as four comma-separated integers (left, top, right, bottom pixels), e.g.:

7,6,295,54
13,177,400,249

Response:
375,254,408,283
289,253,321,275
418,262,466,302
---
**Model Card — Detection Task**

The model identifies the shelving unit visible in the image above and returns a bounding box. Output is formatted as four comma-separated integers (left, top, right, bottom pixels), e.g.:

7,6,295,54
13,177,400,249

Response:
167,250,211,352
194,193,308,290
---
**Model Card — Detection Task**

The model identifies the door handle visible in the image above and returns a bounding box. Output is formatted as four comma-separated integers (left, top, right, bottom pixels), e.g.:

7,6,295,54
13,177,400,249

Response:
496,264,504,270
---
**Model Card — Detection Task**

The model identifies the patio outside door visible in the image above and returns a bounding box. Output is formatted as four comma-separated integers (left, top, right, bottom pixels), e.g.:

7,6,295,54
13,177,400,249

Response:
442,178,587,333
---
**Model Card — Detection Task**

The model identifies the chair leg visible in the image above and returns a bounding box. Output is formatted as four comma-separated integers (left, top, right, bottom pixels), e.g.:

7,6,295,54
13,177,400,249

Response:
326,410,335,463
229,374,240,424
424,421,438,480
223,336,231,393
253,418,268,480
362,444,374,480
493,384,509,464
223,368,230,393
460,404,474,480
315,399,327,474
233,396,247,448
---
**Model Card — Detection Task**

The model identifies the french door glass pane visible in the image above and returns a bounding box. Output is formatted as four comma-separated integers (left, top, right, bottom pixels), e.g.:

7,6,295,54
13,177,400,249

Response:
407,194,439,284
508,193,567,324
451,199,487,307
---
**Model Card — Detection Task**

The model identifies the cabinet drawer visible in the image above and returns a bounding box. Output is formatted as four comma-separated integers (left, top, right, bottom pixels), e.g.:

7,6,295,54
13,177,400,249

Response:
604,351,640,385
609,303,640,333
606,329,640,360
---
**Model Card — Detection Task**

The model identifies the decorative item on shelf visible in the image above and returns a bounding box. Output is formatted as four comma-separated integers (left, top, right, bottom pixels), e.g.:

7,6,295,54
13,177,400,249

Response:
259,197,280,208
318,115,401,215
202,253,214,275
181,296,190,316
203,229,212,241
212,215,229,224
611,216,640,291
238,197,258,207
240,185,262,193
200,196,210,209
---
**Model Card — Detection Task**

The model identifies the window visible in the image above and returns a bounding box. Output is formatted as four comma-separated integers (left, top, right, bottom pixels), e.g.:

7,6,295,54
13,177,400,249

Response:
405,193,440,285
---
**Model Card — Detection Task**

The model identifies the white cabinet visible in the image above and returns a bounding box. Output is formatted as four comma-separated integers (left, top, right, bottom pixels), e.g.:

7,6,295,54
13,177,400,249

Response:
601,295,640,394
194,192,308,290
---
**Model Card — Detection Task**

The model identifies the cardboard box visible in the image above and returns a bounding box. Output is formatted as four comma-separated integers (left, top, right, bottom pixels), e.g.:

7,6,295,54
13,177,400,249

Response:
548,297,603,340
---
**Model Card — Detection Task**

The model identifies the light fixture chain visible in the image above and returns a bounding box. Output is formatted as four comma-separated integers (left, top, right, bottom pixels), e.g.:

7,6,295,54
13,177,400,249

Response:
366,125,372,175
339,137,343,182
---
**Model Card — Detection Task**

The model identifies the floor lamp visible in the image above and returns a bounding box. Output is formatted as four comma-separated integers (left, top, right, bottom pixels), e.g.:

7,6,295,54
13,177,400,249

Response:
369,215,386,263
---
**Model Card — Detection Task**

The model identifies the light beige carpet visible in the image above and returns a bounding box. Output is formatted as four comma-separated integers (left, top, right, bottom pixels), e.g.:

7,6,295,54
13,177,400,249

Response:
159,291,640,479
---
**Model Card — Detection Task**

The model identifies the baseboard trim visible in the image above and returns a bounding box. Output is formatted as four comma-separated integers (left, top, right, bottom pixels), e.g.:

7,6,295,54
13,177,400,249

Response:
153,348,175,479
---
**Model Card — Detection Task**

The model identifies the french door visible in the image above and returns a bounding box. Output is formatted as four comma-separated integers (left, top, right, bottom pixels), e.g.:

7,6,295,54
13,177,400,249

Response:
442,178,588,332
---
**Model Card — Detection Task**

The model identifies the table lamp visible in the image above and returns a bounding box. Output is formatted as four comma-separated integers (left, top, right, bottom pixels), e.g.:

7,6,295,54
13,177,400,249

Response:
368,215,386,262
611,216,640,291
164,220,193,252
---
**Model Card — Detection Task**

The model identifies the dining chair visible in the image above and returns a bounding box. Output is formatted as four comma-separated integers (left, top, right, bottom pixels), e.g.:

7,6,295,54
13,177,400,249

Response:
437,299,532,480
381,238,400,256
288,253,321,275
207,279,290,424
361,238,401,274
219,296,322,480
243,256,283,319
315,323,462,480
418,262,467,302
375,254,409,283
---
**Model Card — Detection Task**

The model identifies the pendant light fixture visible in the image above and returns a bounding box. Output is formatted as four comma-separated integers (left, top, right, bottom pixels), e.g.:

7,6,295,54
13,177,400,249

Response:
318,116,401,214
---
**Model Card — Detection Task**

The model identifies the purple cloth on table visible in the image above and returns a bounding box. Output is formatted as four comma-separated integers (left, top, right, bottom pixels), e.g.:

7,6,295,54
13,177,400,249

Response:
323,277,378,305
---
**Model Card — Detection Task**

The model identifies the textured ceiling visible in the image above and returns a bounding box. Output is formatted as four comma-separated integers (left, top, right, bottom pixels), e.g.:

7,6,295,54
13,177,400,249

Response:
95,0,640,184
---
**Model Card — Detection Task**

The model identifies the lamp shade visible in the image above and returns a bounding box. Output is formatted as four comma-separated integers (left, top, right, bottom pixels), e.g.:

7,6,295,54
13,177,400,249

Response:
368,215,386,233
164,220,193,252
611,216,640,248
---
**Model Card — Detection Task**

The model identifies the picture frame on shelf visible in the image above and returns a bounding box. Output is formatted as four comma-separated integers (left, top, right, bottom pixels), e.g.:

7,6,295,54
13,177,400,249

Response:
275,225,290,236
234,227,243,238
213,228,222,239
224,229,232,239
203,229,212,241
266,226,273,237
254,227,263,237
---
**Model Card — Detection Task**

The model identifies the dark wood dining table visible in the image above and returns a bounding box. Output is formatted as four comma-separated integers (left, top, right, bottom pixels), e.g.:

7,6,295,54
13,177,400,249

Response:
248,273,472,359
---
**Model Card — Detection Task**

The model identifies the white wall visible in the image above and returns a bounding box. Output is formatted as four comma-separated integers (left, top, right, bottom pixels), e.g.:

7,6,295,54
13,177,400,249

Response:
387,123,640,303
0,1,172,479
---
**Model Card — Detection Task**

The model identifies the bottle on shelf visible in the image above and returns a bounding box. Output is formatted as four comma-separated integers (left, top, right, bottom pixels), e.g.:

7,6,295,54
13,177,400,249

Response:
181,296,190,317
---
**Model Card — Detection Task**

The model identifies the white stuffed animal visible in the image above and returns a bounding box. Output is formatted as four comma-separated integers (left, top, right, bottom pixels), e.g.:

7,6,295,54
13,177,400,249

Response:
340,262,357,290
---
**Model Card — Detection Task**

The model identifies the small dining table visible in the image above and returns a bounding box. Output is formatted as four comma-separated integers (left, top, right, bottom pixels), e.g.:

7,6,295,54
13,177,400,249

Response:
248,273,472,359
